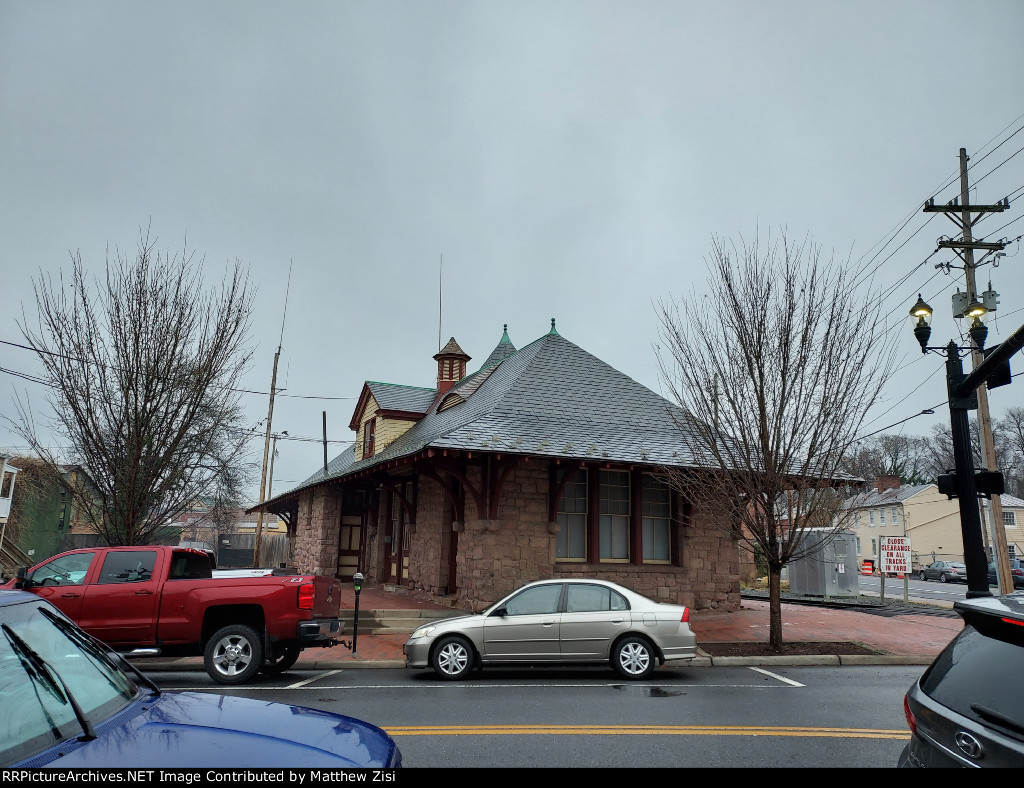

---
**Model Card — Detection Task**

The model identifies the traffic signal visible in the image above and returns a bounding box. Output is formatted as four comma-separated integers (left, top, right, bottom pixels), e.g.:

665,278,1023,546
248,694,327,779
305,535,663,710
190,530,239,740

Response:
975,470,1005,498
935,470,1004,499
937,473,957,499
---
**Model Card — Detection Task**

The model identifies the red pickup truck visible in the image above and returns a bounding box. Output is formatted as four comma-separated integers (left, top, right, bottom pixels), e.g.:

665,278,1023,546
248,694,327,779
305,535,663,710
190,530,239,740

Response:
6,545,343,685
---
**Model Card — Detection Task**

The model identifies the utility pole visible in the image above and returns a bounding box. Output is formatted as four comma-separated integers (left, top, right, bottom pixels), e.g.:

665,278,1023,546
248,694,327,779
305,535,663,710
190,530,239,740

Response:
254,261,292,569
924,147,1013,592
252,346,280,568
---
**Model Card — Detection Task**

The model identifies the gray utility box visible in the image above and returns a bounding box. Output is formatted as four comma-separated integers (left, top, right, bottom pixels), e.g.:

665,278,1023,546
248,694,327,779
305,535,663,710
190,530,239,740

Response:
788,529,860,597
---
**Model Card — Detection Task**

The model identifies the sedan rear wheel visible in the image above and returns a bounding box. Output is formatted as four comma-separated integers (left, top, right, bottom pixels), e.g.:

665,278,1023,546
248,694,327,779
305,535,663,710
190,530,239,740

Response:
431,635,473,680
612,636,655,680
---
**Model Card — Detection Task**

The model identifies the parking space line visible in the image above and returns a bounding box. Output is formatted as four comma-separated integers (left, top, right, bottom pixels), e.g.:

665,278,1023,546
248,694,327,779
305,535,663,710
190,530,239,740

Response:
748,667,804,686
285,669,341,688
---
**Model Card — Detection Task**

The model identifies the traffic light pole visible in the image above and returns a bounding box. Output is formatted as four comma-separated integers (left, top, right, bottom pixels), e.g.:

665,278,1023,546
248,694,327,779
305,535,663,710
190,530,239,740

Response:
945,346,989,598
946,323,1024,598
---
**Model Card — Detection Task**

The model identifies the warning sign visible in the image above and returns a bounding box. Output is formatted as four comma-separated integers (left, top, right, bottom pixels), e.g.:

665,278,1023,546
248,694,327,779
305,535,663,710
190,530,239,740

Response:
880,536,912,574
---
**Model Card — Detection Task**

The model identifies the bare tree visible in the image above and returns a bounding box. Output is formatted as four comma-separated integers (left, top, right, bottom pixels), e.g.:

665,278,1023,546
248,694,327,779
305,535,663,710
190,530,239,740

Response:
656,231,898,650
9,233,257,545
842,433,931,485
996,407,1024,498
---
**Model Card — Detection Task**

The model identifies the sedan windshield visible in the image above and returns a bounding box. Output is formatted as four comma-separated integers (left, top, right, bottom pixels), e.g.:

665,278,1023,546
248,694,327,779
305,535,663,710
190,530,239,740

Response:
0,603,139,765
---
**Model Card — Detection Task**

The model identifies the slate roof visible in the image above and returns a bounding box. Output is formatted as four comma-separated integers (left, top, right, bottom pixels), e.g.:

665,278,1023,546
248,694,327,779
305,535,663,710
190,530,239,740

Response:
842,483,933,509
293,442,358,488
269,329,716,503
477,325,516,371
435,337,470,359
365,381,437,415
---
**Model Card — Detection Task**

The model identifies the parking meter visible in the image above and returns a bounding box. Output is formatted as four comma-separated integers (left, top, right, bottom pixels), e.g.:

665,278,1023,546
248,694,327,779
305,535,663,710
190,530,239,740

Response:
350,572,365,654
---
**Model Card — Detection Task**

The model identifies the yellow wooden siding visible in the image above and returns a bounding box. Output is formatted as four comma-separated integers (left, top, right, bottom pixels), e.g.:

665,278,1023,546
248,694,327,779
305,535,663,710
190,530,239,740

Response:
355,396,422,458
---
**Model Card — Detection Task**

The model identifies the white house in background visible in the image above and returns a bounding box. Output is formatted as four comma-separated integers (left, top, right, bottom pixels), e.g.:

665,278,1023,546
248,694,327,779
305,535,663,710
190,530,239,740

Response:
843,476,1024,570
842,475,963,570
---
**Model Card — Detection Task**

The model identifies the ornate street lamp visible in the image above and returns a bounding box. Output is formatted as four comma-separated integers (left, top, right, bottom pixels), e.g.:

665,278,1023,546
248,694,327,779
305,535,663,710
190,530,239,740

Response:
909,294,933,352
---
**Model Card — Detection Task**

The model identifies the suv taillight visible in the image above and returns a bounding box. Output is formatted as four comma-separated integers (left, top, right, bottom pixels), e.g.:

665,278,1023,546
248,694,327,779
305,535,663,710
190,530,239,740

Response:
298,582,315,610
903,693,916,735
681,607,690,624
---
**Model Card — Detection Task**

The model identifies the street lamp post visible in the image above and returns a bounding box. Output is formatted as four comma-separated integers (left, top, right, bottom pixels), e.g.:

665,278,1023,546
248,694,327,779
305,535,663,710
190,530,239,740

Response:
910,296,1024,598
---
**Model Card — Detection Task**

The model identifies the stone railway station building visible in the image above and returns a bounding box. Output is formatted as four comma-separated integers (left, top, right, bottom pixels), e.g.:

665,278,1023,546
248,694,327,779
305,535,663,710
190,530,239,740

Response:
255,322,749,613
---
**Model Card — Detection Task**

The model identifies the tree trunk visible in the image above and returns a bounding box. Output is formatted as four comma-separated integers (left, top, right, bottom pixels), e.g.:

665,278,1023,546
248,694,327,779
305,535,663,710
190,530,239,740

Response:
768,562,784,651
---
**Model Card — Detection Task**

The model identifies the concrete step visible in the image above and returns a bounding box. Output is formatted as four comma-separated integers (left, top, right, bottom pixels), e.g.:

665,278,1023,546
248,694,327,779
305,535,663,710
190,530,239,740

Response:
339,609,462,635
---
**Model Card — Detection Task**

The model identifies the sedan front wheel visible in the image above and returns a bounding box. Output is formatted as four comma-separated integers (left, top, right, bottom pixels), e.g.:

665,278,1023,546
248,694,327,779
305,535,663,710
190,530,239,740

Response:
431,635,473,680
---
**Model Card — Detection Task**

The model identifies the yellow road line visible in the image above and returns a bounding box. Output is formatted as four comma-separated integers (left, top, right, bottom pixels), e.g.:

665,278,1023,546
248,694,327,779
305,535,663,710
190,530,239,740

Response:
385,725,910,740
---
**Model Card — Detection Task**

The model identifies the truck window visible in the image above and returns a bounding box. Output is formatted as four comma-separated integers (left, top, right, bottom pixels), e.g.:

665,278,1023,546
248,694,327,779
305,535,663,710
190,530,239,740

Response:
97,551,157,584
30,552,96,586
168,551,213,580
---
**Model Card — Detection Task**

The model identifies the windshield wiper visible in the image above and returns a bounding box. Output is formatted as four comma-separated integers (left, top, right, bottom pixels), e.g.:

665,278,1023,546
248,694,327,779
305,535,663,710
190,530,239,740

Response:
971,704,1024,738
39,608,161,697
1,624,97,741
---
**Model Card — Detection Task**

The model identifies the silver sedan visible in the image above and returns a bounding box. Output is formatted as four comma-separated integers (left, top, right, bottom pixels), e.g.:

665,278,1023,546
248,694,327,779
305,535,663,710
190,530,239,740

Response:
403,578,698,680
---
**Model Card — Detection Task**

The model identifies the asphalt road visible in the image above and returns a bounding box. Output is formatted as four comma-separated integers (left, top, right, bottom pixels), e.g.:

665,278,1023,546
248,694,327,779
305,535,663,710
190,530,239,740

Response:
153,664,919,768
855,573,975,604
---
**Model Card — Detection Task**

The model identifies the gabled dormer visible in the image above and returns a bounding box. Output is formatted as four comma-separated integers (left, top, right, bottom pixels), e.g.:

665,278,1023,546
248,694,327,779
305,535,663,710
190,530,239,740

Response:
349,382,436,460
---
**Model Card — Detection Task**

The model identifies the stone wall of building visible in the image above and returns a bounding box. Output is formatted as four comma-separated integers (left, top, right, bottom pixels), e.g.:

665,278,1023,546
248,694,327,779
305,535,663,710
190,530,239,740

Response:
290,488,341,577
454,463,554,612
287,459,744,613
402,476,448,596
436,463,741,613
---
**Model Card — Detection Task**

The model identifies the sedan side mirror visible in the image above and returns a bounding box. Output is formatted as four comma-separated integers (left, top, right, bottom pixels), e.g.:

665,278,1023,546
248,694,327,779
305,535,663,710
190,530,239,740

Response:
14,566,28,589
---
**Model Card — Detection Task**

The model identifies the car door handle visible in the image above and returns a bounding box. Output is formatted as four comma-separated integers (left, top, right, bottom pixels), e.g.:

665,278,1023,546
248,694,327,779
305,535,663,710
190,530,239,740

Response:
542,620,555,627
60,592,82,599
610,618,624,624
134,590,153,595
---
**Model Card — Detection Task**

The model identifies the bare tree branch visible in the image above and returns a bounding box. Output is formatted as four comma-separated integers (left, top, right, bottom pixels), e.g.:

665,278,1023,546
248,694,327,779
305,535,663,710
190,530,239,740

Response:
7,231,258,545
655,230,899,649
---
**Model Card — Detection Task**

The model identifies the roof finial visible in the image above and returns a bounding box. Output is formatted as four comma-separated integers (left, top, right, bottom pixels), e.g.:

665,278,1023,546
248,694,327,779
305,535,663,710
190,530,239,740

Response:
549,318,558,335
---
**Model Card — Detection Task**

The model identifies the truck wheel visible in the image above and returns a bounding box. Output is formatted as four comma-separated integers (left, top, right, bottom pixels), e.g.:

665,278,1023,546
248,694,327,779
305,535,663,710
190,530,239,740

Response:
261,643,301,675
205,624,265,685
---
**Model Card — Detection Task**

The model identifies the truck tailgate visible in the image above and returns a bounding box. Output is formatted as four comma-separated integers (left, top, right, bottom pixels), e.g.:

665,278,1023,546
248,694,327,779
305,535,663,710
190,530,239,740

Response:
312,575,340,619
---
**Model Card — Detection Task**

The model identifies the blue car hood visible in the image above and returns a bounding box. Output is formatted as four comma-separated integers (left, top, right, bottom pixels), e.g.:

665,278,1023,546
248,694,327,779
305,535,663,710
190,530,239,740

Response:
21,692,399,768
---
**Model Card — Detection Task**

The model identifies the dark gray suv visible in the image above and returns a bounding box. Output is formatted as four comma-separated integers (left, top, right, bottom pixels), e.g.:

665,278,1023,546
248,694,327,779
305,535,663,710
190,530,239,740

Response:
899,592,1024,767
987,559,1024,589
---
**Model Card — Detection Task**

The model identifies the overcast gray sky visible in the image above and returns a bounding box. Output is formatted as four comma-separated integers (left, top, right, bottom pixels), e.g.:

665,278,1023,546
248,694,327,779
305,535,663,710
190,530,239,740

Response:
2,1,1023,502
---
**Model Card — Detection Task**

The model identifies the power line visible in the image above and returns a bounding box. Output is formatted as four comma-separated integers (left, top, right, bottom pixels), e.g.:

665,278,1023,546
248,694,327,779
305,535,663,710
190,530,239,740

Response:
0,339,355,400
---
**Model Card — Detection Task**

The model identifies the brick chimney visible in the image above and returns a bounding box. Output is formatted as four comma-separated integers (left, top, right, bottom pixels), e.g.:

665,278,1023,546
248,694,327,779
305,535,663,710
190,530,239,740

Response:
434,337,470,394
875,475,901,493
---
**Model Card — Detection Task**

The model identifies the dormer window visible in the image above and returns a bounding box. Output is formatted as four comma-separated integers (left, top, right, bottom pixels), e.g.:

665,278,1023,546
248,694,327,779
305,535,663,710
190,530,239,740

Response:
438,393,465,412
362,418,376,459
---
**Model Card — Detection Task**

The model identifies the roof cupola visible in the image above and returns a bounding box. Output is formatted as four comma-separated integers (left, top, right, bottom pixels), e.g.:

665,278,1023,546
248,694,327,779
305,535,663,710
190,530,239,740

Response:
434,337,471,393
